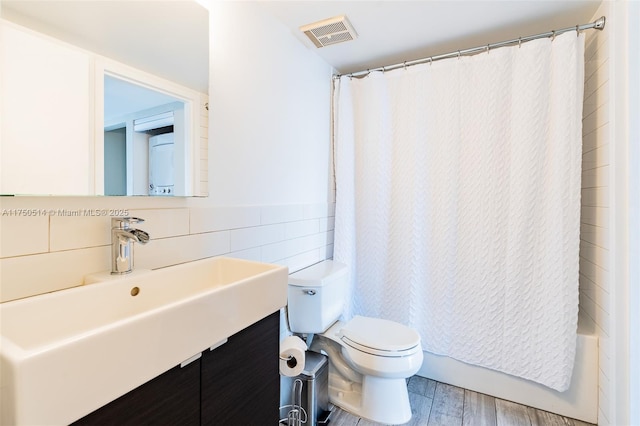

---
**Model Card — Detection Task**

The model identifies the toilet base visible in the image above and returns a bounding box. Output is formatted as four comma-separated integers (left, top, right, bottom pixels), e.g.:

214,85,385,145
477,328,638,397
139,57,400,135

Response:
328,371,412,424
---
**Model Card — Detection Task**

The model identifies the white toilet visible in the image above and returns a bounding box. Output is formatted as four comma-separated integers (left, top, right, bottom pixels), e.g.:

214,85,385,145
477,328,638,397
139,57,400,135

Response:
287,260,423,425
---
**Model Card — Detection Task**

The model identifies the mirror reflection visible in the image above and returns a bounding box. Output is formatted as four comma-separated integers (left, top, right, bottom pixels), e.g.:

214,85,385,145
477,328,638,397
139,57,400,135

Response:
104,76,187,196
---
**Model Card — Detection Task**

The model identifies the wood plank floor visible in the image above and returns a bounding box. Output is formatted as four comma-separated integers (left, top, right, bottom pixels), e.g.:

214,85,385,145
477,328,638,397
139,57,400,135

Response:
328,376,595,426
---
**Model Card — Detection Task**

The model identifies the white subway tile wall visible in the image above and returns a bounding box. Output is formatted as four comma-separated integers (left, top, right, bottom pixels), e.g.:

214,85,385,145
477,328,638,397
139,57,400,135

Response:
0,204,335,303
579,3,611,425
1,246,111,302
190,206,261,233
0,215,49,258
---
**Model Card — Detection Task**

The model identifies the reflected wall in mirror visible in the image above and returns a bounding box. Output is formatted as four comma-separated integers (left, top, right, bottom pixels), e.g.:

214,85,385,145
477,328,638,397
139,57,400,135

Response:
104,75,187,196
0,0,209,196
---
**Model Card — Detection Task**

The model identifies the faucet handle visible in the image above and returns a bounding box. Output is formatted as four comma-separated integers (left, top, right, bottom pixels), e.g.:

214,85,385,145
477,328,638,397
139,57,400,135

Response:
111,217,145,229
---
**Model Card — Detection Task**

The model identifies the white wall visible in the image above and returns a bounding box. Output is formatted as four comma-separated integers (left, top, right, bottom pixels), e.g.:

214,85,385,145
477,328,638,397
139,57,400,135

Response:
628,3,640,424
0,2,335,302
609,1,639,425
628,3,640,423
209,2,333,205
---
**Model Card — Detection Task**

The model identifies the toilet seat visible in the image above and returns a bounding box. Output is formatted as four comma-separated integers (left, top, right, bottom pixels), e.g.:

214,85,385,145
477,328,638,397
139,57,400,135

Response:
339,316,421,357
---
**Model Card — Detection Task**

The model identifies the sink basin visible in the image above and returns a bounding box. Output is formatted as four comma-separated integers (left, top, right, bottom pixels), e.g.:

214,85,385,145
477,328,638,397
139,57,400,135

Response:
0,257,288,425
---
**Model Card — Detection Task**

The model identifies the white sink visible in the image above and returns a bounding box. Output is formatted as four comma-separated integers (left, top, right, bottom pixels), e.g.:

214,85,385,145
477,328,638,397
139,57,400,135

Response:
0,257,288,425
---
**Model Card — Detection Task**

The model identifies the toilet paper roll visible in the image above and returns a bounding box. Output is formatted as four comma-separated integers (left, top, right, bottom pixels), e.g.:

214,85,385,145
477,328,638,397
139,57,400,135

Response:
279,335,307,377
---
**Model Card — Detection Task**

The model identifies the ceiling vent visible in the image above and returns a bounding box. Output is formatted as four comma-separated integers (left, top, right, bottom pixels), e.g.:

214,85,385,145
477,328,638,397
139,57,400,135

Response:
300,15,358,48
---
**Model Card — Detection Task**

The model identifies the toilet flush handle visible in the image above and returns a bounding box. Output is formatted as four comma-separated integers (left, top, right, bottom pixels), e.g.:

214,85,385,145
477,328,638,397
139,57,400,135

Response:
303,289,316,296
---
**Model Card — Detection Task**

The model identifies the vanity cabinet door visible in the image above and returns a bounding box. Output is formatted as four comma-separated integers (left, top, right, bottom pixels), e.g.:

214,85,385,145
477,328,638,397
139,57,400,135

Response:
1,21,93,195
200,311,280,425
72,359,201,426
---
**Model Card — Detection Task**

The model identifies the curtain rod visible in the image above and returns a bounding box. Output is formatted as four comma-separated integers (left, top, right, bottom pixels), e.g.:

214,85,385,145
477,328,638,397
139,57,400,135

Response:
335,16,606,79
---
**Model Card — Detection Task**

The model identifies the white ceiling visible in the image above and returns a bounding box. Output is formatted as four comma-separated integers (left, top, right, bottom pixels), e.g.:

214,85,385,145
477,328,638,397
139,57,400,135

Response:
104,75,182,123
259,1,603,75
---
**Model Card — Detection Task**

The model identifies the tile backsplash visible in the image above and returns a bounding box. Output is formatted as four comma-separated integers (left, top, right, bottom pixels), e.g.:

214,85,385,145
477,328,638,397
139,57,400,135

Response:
0,203,334,303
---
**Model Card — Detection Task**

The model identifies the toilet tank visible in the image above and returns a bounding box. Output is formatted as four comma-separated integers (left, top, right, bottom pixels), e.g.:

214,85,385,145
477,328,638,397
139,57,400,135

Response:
288,260,349,334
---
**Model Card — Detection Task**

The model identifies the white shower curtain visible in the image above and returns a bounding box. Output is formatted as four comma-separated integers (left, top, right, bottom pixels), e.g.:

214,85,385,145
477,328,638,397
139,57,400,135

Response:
333,32,584,391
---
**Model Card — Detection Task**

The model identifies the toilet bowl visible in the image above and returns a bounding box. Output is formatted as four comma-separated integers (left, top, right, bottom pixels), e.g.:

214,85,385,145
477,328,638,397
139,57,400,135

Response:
312,317,423,424
287,261,423,424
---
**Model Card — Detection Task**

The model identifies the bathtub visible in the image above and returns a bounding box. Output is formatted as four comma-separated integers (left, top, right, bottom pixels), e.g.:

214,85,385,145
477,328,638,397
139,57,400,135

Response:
417,321,598,424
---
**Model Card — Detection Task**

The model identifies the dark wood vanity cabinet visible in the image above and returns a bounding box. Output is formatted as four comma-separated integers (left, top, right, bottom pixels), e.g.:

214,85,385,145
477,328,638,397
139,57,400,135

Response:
72,360,201,426
200,310,280,425
72,311,280,425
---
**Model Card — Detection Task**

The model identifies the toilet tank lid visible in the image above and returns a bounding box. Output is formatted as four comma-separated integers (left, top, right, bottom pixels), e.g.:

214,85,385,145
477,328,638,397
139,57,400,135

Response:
289,260,348,287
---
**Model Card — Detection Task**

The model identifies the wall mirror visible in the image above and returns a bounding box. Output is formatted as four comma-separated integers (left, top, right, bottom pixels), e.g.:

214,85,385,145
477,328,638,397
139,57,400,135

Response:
0,0,209,197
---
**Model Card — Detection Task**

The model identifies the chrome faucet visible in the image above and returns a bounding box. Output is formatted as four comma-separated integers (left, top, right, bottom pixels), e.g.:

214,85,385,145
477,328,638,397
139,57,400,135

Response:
111,217,150,275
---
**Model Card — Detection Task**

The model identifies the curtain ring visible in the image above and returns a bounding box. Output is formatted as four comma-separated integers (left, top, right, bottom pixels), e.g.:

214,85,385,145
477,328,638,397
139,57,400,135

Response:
576,24,580,36
382,66,386,73
486,44,490,54
457,50,461,60
429,57,433,66
518,37,522,48
403,61,407,71
552,30,556,41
